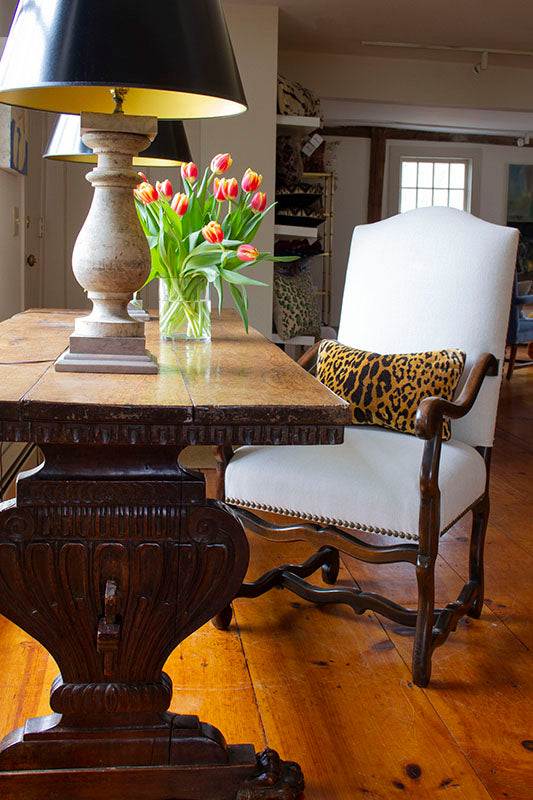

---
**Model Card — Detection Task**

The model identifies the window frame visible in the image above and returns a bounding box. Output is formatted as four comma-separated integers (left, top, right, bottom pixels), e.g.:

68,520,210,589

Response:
386,142,482,218
398,156,471,212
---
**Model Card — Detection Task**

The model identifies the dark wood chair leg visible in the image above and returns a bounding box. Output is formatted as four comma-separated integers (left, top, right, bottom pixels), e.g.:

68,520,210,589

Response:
412,551,437,688
212,604,234,630
468,494,490,619
506,343,518,380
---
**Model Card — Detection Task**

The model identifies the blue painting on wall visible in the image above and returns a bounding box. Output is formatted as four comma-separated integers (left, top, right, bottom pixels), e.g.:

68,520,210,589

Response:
508,164,533,222
9,107,28,175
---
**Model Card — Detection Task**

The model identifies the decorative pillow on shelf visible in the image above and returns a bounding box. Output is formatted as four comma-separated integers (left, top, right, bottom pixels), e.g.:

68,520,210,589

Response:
273,271,321,341
277,74,321,117
316,341,466,440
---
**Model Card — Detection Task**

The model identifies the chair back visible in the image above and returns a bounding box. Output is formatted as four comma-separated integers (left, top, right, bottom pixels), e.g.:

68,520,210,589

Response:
338,207,518,447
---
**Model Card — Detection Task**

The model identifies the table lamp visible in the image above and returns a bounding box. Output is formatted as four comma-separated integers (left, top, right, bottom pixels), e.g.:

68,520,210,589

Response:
0,0,246,373
44,116,192,168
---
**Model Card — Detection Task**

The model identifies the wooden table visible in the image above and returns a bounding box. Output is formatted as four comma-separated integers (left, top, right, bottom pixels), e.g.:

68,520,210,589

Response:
0,309,350,800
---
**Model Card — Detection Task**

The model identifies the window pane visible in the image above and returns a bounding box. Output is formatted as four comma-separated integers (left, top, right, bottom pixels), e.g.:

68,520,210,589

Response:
417,162,433,188
433,189,449,206
449,189,465,209
417,188,433,207
450,163,466,189
434,162,449,189
401,161,417,186
400,188,417,212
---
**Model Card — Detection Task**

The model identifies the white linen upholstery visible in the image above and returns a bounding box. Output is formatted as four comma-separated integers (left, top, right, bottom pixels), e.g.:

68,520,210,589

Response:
225,428,486,541
338,208,518,447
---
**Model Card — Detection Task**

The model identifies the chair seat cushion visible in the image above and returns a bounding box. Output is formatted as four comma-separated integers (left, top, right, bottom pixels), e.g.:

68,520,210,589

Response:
224,427,486,541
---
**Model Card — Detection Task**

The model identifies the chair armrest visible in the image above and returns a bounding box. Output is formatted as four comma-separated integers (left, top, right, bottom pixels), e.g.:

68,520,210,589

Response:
297,339,325,372
415,353,498,440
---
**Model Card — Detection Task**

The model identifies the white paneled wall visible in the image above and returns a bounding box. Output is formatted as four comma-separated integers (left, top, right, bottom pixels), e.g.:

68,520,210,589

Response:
0,165,23,321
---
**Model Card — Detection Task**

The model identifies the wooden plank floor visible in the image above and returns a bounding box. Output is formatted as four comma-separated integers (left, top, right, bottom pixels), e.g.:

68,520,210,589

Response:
0,358,531,799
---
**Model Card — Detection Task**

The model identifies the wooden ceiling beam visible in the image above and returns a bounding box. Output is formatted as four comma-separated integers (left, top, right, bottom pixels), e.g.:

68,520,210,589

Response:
322,125,532,148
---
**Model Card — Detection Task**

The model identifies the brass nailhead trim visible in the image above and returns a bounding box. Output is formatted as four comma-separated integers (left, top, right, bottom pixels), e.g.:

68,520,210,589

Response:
225,497,419,541
225,493,483,544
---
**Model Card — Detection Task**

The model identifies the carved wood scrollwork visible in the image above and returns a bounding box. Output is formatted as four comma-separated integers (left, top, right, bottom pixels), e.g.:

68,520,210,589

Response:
0,446,248,748
0,443,303,797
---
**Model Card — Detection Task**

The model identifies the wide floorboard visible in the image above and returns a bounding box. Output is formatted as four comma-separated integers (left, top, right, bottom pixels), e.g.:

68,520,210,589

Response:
0,359,531,799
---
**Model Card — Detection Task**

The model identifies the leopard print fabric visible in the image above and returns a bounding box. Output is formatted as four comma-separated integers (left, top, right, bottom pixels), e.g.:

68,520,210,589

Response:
273,271,321,340
316,341,466,440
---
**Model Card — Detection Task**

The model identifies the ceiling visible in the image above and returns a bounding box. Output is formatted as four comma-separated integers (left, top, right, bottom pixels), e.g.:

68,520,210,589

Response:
231,0,533,136
231,0,533,68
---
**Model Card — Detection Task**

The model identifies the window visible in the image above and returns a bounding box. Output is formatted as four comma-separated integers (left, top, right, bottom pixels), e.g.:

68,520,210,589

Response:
399,158,471,213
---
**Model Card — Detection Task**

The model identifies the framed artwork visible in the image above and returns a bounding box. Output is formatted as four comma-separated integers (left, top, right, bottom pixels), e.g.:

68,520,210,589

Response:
0,105,28,176
507,164,533,222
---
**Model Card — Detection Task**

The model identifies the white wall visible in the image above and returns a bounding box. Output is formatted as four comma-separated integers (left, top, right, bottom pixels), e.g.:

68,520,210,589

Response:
321,136,370,325
279,50,533,113
0,165,23,321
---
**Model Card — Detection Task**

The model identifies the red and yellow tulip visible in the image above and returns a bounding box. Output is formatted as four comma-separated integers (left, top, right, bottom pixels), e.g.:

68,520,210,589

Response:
156,179,173,200
242,168,262,193
213,177,227,201
171,192,189,216
210,153,232,174
134,181,158,204
202,221,224,244
237,244,259,262
224,177,239,200
250,191,267,213
181,161,198,183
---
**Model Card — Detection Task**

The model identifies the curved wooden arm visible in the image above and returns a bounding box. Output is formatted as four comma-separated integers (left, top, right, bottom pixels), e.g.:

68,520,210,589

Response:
297,339,325,373
415,353,498,440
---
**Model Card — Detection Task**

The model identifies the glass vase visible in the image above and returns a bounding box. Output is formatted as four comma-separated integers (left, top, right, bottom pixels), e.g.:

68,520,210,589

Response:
158,279,211,342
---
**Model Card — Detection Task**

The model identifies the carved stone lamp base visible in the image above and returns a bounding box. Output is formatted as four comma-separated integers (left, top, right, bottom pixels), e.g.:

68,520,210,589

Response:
55,334,157,374
60,112,159,375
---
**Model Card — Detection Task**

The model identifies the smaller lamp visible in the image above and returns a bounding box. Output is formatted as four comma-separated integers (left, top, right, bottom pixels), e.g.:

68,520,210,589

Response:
44,115,192,167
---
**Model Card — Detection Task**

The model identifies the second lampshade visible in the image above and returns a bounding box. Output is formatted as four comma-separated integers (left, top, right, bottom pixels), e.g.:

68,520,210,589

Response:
45,115,192,167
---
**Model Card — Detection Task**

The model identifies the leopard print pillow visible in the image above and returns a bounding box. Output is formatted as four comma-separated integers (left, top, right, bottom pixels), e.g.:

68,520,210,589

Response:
316,341,466,440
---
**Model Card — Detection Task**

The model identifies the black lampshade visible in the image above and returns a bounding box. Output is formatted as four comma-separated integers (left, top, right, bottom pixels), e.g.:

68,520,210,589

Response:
44,115,193,167
0,0,247,118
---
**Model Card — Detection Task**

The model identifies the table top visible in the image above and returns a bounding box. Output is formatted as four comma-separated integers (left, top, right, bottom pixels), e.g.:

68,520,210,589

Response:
0,309,350,446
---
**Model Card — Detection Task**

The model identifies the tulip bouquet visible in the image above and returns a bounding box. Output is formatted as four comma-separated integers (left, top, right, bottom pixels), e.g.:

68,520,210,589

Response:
134,152,291,341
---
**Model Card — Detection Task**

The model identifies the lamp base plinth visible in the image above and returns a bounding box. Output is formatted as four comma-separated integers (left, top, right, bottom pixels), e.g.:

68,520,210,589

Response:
55,335,157,374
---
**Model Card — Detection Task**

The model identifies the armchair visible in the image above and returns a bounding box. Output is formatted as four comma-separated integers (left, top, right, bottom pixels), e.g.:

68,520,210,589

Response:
506,274,533,378
214,207,518,687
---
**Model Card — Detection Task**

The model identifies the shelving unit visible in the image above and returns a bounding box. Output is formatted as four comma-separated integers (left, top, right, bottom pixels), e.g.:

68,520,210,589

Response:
272,115,334,350
273,170,334,325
